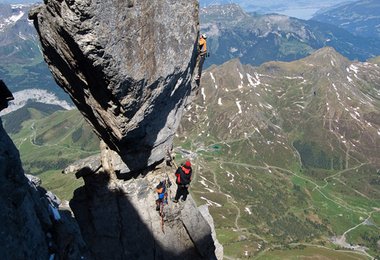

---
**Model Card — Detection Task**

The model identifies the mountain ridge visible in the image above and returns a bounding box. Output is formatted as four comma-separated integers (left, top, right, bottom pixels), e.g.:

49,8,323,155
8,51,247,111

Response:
0,3,69,101
312,0,380,40
201,4,380,68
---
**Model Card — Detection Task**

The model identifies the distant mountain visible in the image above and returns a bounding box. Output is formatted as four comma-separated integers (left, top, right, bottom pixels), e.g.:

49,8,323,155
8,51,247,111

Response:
0,3,69,102
312,0,380,40
200,0,357,20
201,4,380,68
0,0,37,4
177,48,380,258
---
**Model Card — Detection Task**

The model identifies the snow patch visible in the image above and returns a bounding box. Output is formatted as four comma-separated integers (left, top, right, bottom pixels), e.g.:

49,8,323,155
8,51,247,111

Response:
235,100,242,114
332,83,341,101
230,47,238,53
199,179,209,188
247,73,261,87
226,171,235,183
218,98,222,106
5,11,24,24
285,76,304,80
201,87,206,101
200,197,221,207
349,64,359,74
210,72,215,83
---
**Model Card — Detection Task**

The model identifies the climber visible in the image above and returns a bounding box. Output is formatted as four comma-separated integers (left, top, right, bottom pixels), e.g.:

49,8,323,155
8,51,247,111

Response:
173,160,192,203
155,180,169,212
194,33,207,81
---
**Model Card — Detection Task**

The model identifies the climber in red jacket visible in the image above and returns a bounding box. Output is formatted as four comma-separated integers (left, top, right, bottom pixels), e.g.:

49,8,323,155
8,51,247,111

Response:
173,160,192,203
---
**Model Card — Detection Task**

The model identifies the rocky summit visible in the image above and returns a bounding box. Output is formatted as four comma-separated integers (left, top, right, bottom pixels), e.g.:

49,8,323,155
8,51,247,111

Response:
25,0,221,259
29,0,199,173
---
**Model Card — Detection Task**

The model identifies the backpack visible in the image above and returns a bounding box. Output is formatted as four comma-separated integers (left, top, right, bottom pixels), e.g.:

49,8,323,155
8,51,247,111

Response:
175,166,192,185
156,179,171,201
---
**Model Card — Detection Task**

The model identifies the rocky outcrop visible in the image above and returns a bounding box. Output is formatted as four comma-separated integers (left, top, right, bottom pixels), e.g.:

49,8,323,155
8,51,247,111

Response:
29,0,199,174
0,84,88,259
199,205,224,260
65,148,218,259
29,1,220,258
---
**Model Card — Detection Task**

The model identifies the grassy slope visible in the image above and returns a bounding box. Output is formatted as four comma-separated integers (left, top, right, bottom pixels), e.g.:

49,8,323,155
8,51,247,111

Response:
8,108,99,200
175,55,380,258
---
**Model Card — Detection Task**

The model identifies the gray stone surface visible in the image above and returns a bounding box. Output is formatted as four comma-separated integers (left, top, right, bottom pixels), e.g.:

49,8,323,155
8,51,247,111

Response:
0,117,88,259
29,0,199,173
70,159,217,259
28,1,220,258
199,205,224,259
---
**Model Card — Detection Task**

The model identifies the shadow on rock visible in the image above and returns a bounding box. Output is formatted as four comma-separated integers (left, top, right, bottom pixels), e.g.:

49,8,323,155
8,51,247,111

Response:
70,168,217,259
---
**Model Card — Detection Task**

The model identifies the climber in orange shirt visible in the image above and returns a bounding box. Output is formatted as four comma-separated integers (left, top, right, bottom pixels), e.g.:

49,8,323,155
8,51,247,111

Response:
195,33,207,81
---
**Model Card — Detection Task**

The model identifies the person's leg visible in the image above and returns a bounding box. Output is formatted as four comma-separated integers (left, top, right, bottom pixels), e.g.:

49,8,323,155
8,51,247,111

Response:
155,199,161,211
197,55,205,78
181,188,189,201
174,186,181,202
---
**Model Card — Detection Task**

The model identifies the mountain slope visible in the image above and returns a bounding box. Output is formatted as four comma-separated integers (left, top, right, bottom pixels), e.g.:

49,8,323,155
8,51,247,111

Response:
0,3,68,100
176,47,380,258
201,4,380,67
2,101,64,133
5,105,99,199
312,0,380,40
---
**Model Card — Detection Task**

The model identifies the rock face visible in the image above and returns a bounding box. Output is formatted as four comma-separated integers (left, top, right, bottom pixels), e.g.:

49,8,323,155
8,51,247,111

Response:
66,148,218,259
29,1,220,258
0,85,87,259
29,0,199,173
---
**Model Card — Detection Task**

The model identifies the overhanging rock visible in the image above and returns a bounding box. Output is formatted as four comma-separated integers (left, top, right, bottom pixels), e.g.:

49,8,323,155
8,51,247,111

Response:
29,0,199,173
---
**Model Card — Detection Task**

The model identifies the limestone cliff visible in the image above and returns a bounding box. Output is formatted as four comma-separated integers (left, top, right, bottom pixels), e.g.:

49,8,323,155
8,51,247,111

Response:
29,0,199,173
29,0,220,259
